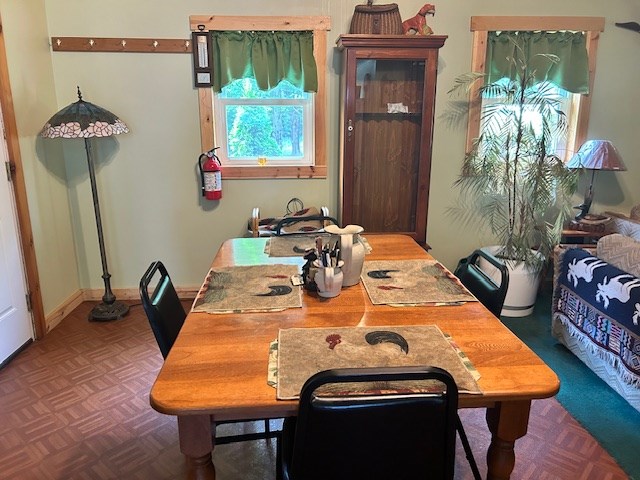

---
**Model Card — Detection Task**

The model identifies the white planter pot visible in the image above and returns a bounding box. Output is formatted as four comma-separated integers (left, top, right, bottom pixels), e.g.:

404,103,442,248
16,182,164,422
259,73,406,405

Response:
478,246,543,318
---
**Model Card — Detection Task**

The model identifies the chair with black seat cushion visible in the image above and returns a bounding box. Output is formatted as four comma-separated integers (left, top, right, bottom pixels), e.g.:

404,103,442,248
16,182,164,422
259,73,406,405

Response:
454,249,509,318
277,366,480,480
139,261,185,359
139,261,278,444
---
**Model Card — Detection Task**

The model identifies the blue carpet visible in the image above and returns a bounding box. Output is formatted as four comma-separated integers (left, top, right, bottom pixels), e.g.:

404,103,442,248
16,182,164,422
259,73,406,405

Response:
502,289,640,479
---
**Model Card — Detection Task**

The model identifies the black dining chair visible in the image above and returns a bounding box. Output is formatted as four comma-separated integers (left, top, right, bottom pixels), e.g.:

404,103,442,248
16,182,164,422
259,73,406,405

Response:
139,260,278,445
277,366,481,480
139,261,185,359
454,249,509,318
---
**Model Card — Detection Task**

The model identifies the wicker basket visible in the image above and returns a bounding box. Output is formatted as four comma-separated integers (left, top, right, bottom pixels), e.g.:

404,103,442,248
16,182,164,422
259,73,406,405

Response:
350,2,403,35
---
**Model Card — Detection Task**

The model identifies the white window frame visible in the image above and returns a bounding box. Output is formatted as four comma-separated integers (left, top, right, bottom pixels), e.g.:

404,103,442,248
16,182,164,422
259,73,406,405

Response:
190,15,330,179
213,82,315,167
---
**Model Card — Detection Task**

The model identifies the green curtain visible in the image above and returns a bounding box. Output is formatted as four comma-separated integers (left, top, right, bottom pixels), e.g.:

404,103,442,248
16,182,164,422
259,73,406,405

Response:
486,31,589,93
211,30,318,93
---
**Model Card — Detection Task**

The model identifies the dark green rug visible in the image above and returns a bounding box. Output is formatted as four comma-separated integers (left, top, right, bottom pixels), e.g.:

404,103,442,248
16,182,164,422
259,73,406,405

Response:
502,289,640,479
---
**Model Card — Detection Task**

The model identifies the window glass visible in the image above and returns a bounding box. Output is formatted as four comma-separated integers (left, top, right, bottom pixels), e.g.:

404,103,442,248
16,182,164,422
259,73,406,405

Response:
466,17,604,159
480,79,577,161
214,78,314,167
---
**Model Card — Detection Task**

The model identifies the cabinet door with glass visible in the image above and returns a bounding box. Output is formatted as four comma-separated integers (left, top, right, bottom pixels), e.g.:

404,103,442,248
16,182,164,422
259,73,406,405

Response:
337,35,446,246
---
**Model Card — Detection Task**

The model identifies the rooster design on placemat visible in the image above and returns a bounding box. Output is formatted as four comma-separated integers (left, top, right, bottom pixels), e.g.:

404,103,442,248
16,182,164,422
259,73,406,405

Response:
256,275,293,296
203,270,232,303
365,331,409,354
367,269,399,279
368,269,405,291
256,285,292,297
326,334,342,349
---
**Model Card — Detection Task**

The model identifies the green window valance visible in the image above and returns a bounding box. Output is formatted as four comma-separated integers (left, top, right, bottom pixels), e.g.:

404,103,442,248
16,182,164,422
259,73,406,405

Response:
211,30,318,93
486,31,589,94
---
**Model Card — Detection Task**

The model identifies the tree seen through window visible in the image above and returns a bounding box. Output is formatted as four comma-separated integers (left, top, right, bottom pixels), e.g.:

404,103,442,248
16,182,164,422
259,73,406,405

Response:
219,78,309,161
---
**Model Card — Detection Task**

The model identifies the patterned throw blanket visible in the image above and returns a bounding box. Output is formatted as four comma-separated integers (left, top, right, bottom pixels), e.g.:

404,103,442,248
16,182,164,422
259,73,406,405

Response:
553,248,640,386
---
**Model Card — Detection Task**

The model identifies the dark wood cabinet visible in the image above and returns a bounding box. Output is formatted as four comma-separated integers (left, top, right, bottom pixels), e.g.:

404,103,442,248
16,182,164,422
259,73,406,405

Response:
336,35,447,246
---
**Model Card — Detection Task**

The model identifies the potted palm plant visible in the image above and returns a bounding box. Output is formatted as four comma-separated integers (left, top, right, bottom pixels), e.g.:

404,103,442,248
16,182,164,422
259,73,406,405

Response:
448,50,578,317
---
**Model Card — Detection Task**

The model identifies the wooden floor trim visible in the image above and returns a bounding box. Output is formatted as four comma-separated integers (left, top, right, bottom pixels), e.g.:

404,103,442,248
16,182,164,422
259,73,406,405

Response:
81,286,200,302
45,290,84,332
45,287,200,331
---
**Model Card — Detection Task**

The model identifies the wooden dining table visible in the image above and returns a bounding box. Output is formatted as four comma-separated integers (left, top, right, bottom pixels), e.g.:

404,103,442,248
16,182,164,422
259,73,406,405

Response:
150,234,560,480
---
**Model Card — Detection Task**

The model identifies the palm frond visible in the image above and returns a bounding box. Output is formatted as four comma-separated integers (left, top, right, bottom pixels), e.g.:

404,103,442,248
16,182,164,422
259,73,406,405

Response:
447,72,485,96
447,40,578,270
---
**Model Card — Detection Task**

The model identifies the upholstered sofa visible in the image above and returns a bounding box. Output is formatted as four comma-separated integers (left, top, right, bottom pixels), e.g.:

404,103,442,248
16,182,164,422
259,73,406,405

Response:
552,215,640,412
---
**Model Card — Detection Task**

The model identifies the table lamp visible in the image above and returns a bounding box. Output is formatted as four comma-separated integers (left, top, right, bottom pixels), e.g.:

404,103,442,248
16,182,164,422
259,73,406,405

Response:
41,87,130,321
566,140,626,220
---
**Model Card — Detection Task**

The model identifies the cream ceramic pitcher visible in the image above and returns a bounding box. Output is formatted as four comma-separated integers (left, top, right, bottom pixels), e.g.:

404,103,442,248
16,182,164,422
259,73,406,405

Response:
325,224,365,287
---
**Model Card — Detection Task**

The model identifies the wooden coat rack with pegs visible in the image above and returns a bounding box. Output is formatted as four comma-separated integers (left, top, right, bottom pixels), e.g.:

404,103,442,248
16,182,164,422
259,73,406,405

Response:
51,37,192,53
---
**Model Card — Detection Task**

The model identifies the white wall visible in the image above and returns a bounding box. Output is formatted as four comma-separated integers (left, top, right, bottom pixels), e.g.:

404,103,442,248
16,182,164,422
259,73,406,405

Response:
0,0,80,315
2,0,639,313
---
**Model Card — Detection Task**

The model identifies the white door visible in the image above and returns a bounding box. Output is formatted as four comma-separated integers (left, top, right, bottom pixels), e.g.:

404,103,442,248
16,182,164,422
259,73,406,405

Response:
0,112,33,365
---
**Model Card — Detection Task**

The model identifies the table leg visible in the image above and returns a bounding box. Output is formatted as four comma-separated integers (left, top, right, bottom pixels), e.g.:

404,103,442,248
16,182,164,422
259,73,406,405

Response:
485,400,532,480
178,414,216,480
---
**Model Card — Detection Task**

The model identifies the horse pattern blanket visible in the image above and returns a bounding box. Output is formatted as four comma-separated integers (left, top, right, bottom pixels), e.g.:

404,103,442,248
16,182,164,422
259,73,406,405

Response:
553,248,640,387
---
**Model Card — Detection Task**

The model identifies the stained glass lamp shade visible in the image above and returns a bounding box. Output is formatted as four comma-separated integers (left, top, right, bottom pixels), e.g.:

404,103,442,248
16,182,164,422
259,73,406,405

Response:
41,88,130,321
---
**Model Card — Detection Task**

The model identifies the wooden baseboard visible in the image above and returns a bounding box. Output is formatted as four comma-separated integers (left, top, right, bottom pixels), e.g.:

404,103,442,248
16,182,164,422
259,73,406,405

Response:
45,290,84,332
45,287,199,332
81,287,200,301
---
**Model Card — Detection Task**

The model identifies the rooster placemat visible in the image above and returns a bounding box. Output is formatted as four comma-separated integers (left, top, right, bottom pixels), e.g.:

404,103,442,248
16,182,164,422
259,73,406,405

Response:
192,264,301,313
361,259,476,306
276,325,481,400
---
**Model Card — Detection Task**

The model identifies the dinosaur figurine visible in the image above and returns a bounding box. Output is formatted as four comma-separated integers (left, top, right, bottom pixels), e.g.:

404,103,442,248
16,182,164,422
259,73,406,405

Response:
402,4,436,35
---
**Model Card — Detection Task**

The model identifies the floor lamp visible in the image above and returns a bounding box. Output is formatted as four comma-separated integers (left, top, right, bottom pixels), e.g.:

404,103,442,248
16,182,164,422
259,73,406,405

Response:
41,88,130,321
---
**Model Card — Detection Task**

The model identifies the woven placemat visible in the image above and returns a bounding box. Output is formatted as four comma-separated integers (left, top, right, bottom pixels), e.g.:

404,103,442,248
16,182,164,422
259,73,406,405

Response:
267,235,373,258
275,325,481,400
361,259,476,306
266,234,330,257
191,264,301,314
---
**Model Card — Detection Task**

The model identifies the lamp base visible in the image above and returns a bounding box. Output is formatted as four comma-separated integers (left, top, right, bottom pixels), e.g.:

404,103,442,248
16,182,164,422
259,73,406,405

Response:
89,300,130,322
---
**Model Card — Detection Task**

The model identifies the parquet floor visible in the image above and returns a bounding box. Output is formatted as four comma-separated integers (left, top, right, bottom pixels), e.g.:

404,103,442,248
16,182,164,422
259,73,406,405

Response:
0,301,630,479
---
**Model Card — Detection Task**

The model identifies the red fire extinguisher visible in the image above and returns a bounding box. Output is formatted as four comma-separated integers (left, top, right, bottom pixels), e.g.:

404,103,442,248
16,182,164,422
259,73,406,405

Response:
198,147,222,200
